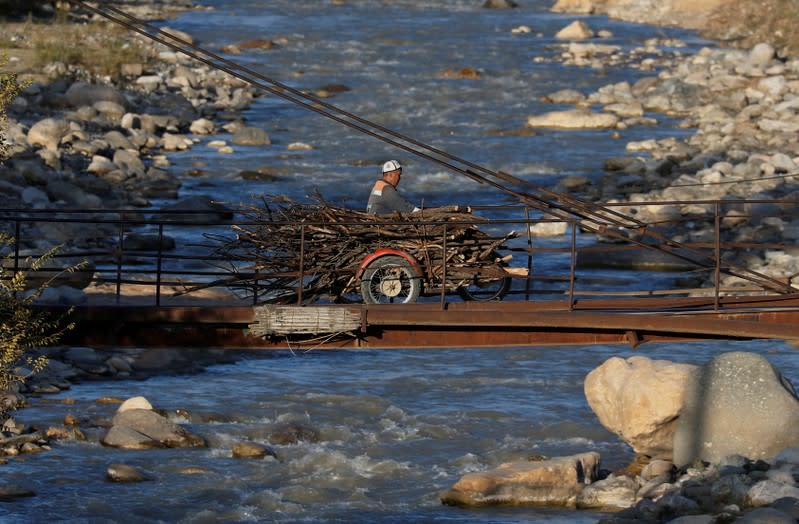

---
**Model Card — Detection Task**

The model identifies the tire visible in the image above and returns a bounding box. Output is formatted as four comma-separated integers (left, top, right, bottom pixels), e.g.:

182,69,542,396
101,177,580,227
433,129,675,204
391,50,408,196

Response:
360,255,422,304
457,275,511,302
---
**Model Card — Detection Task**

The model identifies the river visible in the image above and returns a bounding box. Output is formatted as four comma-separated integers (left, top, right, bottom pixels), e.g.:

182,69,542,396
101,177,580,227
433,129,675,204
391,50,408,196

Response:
7,1,793,523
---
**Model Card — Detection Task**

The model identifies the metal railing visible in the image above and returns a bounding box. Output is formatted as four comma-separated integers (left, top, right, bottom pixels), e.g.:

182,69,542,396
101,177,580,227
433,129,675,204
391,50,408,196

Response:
1,198,797,309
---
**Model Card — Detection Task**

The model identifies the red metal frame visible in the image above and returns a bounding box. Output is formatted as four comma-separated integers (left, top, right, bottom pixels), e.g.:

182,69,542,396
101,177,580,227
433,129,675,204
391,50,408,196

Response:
356,248,423,278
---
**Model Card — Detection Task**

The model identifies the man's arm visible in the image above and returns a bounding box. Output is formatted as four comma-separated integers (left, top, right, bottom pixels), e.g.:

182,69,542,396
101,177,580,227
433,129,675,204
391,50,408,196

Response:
381,184,418,213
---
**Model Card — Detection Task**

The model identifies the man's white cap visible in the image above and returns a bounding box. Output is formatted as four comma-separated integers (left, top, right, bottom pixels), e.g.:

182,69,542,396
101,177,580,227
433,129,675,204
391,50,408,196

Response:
382,160,402,174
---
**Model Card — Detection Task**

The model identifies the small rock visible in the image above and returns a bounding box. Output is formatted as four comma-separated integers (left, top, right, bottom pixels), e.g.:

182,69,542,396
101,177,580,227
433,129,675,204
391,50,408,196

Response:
232,126,271,146
117,396,153,413
555,20,594,41
0,484,35,500
107,463,151,483
232,441,276,459
482,0,517,7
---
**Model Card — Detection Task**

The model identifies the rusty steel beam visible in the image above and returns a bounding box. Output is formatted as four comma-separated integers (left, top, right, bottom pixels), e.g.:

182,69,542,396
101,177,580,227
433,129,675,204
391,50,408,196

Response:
53,296,799,350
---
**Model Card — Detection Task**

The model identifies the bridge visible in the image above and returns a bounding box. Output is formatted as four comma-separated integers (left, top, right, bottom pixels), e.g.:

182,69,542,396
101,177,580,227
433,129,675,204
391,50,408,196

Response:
8,2,799,351
5,203,799,350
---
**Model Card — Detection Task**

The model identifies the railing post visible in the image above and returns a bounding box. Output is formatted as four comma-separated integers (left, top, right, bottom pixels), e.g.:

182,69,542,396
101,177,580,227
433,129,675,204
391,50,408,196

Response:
253,269,259,305
12,219,20,278
440,224,447,309
117,212,125,305
569,221,577,310
297,224,305,305
525,207,533,301
156,223,164,307
714,201,721,310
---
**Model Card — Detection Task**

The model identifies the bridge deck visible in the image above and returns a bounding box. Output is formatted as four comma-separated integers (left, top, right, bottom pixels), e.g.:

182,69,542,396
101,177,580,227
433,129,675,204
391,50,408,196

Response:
58,294,799,350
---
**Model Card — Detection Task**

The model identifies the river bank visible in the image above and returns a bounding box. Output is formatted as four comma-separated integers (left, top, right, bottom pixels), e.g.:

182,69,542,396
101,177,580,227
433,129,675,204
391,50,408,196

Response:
2,0,799,521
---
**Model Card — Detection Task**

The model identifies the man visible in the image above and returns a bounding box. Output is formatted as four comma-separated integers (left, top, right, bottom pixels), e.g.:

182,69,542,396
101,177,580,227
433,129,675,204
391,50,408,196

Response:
366,160,420,215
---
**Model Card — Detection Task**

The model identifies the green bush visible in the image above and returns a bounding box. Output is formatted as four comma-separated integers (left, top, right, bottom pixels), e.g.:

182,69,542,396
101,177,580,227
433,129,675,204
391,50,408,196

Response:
0,56,23,163
0,235,80,417
0,57,76,418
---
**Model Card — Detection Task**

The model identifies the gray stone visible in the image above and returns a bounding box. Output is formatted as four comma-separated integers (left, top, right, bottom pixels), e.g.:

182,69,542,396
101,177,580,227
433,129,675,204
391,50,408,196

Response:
526,109,618,129
737,507,796,523
641,460,675,481
674,352,799,466
667,516,713,524
101,425,165,450
107,463,151,482
710,474,753,507
21,186,49,206
120,113,158,134
65,82,127,108
62,347,101,364
749,43,776,69
106,356,133,374
87,155,117,175
232,441,276,459
117,396,152,413
440,452,600,507
655,493,699,514
93,101,126,120
189,118,215,135
636,475,675,501
555,20,594,41
231,126,271,146
482,0,517,7
103,131,136,151
161,133,193,151
542,89,586,105
46,180,101,208
576,474,638,509
0,484,35,500
748,480,799,507
112,149,145,175
773,448,799,466
769,497,799,520
108,409,205,448
27,118,69,152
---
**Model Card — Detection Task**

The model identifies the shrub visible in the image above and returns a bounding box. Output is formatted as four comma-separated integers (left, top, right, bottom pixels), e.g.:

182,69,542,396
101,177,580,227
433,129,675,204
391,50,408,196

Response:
0,56,24,163
0,57,76,418
0,236,79,417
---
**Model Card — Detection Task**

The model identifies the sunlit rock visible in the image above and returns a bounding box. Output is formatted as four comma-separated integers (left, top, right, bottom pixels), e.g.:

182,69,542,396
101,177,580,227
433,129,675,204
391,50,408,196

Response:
440,452,600,507
526,109,618,129
585,356,697,458
555,20,594,41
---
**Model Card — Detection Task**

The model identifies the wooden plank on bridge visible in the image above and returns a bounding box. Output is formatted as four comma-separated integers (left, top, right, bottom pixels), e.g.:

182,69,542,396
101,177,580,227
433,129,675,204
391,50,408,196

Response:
250,305,361,336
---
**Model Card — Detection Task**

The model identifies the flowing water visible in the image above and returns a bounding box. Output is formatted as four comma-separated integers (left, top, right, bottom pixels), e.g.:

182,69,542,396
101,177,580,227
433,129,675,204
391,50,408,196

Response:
8,1,793,523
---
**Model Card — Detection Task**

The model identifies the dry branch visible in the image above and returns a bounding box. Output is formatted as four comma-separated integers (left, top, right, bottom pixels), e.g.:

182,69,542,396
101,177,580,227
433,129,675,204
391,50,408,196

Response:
209,196,515,304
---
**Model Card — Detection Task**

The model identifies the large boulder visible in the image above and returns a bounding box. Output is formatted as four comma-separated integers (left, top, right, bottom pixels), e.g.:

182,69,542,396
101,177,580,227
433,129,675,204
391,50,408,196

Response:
585,356,697,458
673,352,799,466
440,452,600,507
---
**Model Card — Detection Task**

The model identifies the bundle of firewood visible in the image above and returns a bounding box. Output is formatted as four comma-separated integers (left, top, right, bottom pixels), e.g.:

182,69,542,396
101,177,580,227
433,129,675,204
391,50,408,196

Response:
209,196,515,304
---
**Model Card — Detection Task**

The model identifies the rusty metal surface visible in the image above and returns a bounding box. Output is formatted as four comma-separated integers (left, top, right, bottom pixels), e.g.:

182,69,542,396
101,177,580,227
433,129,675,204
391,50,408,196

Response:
56,297,799,349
